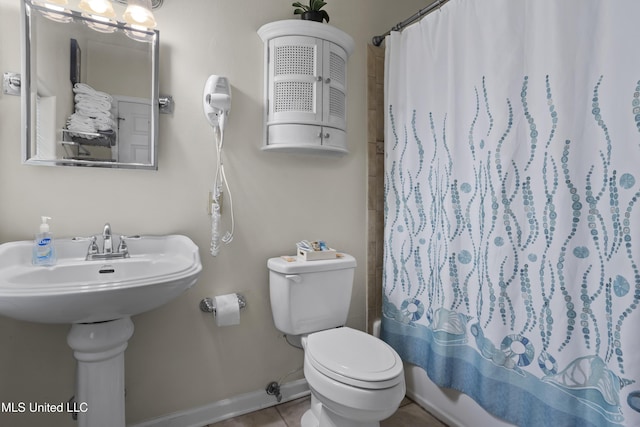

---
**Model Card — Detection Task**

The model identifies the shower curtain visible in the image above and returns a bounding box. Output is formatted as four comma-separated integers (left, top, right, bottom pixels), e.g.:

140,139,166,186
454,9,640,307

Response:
382,1,640,426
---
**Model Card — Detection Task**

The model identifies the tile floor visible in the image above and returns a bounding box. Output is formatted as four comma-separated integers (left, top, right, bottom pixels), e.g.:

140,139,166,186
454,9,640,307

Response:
208,395,448,427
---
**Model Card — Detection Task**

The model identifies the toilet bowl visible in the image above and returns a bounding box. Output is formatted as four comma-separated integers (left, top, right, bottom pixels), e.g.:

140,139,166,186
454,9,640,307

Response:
301,327,405,427
267,254,406,426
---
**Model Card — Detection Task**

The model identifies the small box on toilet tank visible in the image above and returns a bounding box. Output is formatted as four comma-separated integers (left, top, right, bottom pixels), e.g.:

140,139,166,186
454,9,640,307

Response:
297,248,337,261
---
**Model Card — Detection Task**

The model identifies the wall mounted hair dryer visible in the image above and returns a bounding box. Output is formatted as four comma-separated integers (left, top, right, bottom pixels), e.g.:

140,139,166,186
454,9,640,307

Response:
203,75,231,133
203,75,234,257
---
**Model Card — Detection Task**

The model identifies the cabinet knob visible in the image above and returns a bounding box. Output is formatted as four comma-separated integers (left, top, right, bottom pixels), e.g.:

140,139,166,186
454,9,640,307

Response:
324,133,331,139
316,76,323,82
317,131,323,138
325,78,331,84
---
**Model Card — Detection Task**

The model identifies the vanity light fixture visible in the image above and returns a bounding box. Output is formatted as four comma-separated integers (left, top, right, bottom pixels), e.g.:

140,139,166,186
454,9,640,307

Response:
78,0,116,18
124,27,155,42
78,0,117,32
37,0,68,6
33,0,160,38
123,0,156,28
36,0,68,6
34,0,73,22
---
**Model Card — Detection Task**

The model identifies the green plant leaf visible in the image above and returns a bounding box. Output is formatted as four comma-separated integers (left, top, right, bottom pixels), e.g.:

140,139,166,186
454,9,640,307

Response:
321,9,330,22
292,2,309,11
310,0,327,11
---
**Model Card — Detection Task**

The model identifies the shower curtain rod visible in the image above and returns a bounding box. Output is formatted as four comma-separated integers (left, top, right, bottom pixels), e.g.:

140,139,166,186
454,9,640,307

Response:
371,0,449,46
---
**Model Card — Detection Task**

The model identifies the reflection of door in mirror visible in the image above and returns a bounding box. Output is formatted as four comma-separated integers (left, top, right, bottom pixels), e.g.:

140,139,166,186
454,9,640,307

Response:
115,97,151,164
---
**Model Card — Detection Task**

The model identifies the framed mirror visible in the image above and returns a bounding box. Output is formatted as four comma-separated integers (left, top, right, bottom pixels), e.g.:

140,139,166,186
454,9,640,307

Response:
21,0,159,169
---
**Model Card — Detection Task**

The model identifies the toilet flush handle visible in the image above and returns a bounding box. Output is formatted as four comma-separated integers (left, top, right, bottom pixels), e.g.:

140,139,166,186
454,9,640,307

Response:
285,274,302,283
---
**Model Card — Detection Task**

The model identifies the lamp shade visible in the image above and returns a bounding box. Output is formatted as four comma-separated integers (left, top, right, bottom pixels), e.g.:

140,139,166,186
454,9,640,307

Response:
123,0,156,28
78,0,116,18
34,0,72,23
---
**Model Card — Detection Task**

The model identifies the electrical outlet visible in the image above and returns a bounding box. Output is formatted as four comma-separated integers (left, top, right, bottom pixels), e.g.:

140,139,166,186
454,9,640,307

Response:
3,72,21,96
207,191,223,215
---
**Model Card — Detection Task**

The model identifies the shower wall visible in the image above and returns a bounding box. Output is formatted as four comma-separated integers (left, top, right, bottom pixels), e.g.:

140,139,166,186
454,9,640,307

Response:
366,44,385,333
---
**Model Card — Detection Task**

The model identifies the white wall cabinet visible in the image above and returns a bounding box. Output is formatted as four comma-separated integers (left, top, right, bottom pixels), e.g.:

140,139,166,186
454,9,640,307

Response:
258,20,354,154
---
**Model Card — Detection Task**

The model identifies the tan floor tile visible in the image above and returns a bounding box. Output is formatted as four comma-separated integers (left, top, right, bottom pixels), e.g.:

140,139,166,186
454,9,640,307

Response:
382,402,448,427
209,406,287,427
398,396,412,407
208,396,448,427
275,396,310,426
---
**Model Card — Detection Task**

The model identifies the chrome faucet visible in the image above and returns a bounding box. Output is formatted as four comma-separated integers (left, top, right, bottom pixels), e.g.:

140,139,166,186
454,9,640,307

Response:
73,223,139,260
103,223,113,254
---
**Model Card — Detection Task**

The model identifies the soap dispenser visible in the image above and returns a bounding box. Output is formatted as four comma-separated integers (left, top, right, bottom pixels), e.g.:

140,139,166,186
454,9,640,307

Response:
33,216,56,266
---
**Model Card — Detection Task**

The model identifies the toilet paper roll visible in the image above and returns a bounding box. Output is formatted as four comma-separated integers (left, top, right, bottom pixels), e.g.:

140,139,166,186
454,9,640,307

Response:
214,293,241,326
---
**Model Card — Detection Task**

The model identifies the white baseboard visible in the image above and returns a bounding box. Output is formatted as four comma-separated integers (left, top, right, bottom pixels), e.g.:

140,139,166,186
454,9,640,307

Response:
129,379,310,427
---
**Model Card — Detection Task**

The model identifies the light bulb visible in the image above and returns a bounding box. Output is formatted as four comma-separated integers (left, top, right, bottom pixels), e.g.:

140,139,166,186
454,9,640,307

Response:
124,0,156,28
78,0,116,18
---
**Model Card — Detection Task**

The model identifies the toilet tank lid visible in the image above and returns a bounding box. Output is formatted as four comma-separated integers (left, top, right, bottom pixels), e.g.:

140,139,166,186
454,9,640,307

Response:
267,253,356,274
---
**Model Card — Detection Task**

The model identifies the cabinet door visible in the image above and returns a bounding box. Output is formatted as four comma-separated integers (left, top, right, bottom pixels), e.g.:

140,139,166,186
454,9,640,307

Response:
268,36,322,125
321,127,347,153
268,123,323,147
322,42,348,130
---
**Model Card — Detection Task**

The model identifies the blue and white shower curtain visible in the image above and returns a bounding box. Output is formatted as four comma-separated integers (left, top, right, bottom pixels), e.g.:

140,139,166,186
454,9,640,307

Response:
382,1,640,426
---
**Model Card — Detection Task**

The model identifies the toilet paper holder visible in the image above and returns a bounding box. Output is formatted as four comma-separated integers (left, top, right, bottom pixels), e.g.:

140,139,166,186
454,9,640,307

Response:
199,294,247,315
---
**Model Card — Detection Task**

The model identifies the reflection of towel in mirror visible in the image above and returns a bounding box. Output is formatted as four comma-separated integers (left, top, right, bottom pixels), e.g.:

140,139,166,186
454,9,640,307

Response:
73,83,113,102
66,83,115,137
67,113,97,137
67,113,116,135
67,114,94,130
75,94,112,111
75,101,113,119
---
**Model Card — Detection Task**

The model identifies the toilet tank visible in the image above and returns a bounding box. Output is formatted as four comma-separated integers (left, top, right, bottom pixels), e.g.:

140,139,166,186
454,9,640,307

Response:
267,254,356,335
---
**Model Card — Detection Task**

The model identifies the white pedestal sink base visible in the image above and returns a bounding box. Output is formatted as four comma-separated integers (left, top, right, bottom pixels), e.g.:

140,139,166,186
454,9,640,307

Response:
67,317,134,427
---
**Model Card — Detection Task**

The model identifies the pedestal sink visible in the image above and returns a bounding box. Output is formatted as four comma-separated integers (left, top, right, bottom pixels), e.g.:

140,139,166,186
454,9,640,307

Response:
0,234,202,427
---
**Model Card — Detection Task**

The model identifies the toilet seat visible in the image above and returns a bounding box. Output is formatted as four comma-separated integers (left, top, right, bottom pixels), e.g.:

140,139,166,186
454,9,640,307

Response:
305,327,403,389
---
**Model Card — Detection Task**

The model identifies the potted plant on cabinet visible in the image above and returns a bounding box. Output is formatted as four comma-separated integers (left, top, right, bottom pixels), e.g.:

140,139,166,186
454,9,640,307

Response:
292,0,330,23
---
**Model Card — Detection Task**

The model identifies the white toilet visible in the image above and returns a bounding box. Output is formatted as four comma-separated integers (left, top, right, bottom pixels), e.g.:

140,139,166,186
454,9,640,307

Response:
267,254,406,427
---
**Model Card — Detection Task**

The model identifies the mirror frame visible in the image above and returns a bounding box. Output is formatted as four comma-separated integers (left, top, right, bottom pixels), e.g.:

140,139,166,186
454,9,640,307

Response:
20,0,160,170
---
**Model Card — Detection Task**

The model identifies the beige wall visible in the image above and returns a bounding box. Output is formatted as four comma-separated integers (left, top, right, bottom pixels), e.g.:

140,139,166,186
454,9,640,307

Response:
0,1,427,425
